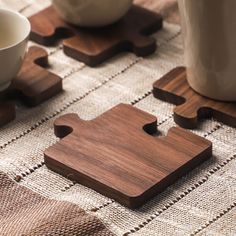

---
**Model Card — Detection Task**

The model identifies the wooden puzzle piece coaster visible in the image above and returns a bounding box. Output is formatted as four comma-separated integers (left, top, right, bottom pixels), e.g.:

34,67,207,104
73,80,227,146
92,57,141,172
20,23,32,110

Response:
153,67,236,129
0,46,62,127
44,104,212,208
29,5,163,67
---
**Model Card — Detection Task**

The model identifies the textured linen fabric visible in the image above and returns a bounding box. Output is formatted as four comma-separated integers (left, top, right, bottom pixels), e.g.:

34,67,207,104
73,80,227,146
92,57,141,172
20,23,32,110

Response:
0,171,114,235
0,0,235,236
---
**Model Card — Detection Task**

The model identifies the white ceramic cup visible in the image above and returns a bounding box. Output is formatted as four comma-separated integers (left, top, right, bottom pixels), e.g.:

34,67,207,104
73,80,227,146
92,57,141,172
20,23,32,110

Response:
178,0,236,101
0,9,30,92
52,0,133,27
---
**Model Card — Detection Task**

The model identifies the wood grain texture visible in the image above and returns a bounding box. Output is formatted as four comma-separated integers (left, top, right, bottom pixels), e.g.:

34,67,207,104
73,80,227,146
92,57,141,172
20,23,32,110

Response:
0,46,62,127
29,5,163,67
153,67,236,129
44,104,212,208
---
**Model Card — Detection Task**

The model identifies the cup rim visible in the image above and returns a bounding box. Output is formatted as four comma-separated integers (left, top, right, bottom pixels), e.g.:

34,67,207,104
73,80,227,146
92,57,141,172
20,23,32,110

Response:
0,8,31,51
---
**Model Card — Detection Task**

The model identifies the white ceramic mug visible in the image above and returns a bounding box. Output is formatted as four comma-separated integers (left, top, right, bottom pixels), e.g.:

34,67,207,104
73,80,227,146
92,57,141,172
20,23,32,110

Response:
178,0,236,101
52,0,133,27
0,9,30,92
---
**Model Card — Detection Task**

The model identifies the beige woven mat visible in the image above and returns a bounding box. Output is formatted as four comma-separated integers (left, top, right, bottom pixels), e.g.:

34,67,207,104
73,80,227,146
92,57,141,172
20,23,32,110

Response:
0,1,235,235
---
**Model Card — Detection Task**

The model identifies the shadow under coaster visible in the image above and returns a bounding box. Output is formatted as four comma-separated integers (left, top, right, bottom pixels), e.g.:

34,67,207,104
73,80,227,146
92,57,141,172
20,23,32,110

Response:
44,104,212,208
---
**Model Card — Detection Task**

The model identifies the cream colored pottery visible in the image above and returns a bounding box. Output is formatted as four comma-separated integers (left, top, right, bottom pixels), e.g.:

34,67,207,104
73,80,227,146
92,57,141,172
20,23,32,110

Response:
0,9,30,91
52,0,133,27
178,0,236,101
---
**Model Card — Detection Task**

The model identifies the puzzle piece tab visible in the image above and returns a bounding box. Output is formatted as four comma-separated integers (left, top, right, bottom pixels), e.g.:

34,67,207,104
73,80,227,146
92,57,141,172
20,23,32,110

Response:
0,46,62,127
44,104,212,208
153,67,236,129
29,5,163,66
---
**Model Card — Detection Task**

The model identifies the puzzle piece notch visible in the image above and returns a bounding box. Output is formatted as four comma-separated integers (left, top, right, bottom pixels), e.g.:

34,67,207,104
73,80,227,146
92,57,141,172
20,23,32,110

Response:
29,5,163,66
44,104,212,208
8,46,62,106
0,46,62,127
153,67,236,129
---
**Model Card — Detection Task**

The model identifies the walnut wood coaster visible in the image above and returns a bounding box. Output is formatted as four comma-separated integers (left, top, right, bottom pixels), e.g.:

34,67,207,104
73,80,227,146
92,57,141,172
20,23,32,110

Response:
44,104,212,208
29,5,163,67
0,46,62,127
153,67,236,129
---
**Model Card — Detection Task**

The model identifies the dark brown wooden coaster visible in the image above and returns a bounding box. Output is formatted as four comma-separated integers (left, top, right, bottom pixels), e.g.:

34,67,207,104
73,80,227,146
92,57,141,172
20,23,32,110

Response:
44,104,212,208
0,46,62,127
29,5,163,67
153,67,236,129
